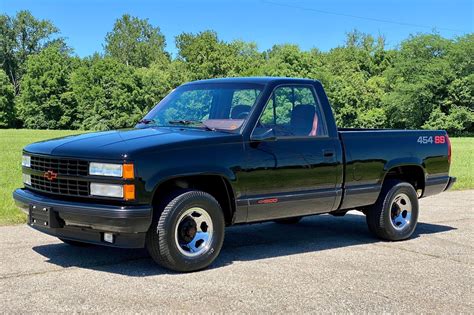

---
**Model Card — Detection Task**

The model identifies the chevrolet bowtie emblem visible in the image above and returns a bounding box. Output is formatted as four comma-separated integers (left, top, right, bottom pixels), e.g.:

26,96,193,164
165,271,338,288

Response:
43,170,58,181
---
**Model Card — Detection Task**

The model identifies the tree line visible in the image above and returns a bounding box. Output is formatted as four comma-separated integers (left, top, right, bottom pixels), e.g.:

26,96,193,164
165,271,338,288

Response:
1,11,472,134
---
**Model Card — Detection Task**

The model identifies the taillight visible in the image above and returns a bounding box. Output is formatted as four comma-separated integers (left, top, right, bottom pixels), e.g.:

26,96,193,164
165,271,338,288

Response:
446,134,452,164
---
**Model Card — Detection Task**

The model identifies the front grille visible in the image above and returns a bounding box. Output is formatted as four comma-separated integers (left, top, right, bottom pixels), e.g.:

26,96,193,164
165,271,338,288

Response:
31,156,89,176
28,155,90,197
30,174,89,196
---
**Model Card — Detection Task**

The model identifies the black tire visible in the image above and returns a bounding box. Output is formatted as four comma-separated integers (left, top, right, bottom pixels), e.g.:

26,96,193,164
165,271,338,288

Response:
58,238,91,247
366,180,419,241
273,216,303,224
146,190,225,272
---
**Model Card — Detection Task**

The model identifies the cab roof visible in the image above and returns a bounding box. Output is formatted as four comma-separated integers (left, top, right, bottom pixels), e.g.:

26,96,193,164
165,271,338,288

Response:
183,77,319,86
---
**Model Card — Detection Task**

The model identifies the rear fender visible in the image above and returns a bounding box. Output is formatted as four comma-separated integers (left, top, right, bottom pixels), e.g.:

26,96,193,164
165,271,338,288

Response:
383,157,425,175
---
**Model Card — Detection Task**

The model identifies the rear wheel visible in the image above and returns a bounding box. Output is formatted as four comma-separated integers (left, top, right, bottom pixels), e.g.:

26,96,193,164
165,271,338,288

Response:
366,180,419,241
146,190,225,272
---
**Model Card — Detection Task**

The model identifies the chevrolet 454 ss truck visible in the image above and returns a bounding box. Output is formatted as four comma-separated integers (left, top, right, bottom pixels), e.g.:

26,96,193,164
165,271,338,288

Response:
13,77,455,272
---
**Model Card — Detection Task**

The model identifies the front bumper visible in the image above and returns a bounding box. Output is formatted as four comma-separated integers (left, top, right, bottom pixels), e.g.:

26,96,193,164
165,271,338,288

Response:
13,188,152,248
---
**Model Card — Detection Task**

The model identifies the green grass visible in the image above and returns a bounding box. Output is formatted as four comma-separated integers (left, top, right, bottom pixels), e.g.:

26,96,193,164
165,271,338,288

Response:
0,130,472,225
449,138,473,190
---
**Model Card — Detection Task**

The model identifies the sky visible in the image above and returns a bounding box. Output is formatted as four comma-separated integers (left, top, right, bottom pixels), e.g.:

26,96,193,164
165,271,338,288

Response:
1,0,473,57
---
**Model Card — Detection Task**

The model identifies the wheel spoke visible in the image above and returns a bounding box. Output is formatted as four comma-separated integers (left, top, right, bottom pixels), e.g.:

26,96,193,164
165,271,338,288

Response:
393,214,402,226
395,197,405,208
390,193,413,230
187,232,209,252
404,211,411,223
192,214,208,232
175,207,213,257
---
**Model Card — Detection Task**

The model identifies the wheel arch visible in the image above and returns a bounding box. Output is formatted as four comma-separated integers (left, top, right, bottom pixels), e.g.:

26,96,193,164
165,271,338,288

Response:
382,161,426,196
151,173,236,226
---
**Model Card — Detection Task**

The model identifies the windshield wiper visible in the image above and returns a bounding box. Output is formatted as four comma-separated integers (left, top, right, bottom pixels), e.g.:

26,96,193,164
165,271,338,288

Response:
168,120,216,131
138,118,156,125
168,119,201,125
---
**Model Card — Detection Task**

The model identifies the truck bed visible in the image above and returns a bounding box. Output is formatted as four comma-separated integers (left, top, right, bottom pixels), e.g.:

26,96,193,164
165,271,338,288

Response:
337,129,451,210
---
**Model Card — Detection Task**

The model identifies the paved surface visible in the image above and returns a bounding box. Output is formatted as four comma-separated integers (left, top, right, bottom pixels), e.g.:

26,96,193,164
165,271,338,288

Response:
1,190,473,313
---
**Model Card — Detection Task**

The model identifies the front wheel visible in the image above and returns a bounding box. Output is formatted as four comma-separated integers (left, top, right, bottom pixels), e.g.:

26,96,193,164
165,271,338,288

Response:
146,190,225,272
366,180,419,241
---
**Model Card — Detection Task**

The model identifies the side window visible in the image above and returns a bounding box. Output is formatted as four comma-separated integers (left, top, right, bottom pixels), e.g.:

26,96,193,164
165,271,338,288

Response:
256,86,326,137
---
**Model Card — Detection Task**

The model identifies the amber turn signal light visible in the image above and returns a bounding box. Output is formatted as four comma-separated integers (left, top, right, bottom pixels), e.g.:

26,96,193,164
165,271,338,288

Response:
123,164,134,179
123,184,135,200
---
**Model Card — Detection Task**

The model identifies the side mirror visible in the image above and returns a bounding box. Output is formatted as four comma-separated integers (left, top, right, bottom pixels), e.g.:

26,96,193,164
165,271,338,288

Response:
250,128,277,142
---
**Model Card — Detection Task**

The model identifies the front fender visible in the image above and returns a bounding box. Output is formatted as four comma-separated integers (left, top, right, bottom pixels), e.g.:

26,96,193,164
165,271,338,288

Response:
146,165,237,195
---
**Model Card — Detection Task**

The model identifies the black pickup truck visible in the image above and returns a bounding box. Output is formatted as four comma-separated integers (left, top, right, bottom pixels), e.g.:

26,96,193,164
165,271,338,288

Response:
13,77,455,272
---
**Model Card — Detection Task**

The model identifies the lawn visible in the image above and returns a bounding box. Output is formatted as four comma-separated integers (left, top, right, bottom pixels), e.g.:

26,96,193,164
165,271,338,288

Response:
0,130,472,225
449,137,473,190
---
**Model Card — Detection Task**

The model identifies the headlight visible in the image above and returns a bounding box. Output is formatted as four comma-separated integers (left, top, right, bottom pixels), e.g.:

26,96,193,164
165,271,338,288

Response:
23,174,31,185
90,183,135,200
89,162,134,178
22,155,31,167
89,163,122,177
90,183,123,198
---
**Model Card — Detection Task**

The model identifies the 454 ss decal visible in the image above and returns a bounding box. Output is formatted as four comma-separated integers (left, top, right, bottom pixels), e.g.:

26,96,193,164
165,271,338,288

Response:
417,135,446,144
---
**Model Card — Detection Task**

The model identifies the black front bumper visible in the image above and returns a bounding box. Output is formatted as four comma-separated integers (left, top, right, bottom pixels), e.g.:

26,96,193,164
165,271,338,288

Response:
13,188,152,248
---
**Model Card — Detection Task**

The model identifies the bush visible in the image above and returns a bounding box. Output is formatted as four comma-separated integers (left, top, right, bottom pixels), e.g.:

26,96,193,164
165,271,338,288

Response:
0,70,15,127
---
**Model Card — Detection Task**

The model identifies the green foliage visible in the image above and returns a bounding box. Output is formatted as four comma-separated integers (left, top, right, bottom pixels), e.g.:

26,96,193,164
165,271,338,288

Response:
0,69,15,127
313,31,392,128
260,44,316,77
0,11,473,134
136,60,190,112
16,45,77,129
104,14,168,67
71,56,145,130
176,31,263,80
0,10,62,94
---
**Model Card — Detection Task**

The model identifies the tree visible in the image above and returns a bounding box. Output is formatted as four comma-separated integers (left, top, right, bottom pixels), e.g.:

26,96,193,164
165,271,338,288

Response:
104,14,168,67
314,31,392,128
0,69,15,127
1,10,473,134
260,44,316,77
0,11,61,94
70,56,145,130
16,44,77,129
382,34,473,133
137,59,190,112
176,30,263,80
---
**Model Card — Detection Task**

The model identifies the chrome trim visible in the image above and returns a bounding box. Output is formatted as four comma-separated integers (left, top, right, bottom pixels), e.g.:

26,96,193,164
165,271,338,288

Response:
174,207,214,258
390,193,412,230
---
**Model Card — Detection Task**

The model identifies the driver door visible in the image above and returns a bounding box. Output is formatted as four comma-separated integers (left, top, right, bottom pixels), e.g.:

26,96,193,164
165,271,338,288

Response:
241,85,339,222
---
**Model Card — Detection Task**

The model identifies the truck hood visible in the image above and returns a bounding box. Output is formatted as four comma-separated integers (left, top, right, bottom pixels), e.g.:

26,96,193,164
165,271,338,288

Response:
24,127,240,160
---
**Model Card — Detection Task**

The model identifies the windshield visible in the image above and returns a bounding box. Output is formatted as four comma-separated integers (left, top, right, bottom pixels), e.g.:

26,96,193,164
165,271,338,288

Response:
138,83,264,132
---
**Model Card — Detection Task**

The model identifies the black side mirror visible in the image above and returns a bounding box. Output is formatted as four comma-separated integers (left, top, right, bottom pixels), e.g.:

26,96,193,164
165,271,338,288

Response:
251,128,277,142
